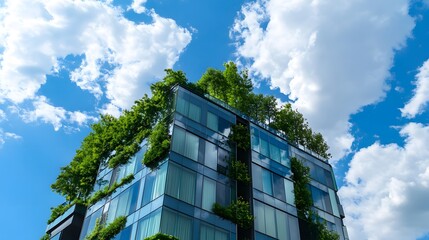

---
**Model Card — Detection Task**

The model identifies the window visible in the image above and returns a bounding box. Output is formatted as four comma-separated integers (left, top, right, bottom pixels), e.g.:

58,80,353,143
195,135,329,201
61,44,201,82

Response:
160,209,193,240
106,180,140,224
79,208,102,240
329,189,340,217
202,177,216,211
310,186,332,214
200,223,228,240
253,164,294,204
113,225,132,240
206,111,231,136
136,209,161,240
254,201,294,240
166,163,196,205
176,96,201,123
142,164,167,206
172,127,200,161
251,125,290,167
204,140,230,171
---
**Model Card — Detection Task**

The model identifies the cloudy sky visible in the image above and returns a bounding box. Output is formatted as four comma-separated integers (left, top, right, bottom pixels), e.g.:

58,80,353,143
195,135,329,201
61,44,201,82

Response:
1,0,429,239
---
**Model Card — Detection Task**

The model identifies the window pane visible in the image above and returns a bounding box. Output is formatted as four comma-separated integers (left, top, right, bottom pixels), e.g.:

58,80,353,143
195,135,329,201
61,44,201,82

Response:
251,127,260,152
176,96,188,116
136,209,161,239
161,209,192,240
153,164,167,199
280,149,290,167
204,141,218,170
166,164,196,205
273,174,286,202
184,132,199,161
254,201,265,233
260,138,269,157
252,164,263,191
172,127,186,154
329,189,340,217
262,169,273,195
284,179,295,206
188,102,201,122
202,178,216,211
265,204,276,237
269,143,280,162
276,209,288,240
207,112,218,132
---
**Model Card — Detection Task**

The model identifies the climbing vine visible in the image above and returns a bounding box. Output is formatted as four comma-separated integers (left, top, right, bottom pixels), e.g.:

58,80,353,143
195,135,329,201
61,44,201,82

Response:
87,174,134,206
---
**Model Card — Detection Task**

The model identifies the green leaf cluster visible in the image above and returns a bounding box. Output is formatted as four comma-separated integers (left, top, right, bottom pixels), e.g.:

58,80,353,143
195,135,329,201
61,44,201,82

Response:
87,174,134,206
143,120,171,168
197,62,331,159
228,159,251,183
229,124,250,150
144,233,179,240
212,197,254,229
85,216,127,240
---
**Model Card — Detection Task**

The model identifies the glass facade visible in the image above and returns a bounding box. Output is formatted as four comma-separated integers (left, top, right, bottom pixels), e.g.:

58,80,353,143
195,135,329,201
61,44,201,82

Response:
70,86,347,240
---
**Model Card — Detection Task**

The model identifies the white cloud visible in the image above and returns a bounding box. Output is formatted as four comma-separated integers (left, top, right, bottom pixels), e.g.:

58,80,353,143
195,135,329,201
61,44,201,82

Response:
13,96,97,131
0,128,21,147
232,0,415,161
339,122,429,240
19,96,67,131
0,0,191,125
129,0,147,14
401,59,429,118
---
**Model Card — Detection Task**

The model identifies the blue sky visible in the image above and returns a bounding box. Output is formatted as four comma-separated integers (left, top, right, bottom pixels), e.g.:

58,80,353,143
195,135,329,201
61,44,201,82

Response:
1,0,429,239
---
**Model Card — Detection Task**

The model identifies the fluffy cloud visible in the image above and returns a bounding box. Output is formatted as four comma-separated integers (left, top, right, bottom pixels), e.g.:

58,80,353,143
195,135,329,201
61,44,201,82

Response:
11,96,97,131
232,0,415,160
339,122,429,240
0,0,191,128
401,59,429,118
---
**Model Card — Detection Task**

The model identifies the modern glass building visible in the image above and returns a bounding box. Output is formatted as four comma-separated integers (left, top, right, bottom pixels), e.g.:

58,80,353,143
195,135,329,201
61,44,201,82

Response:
46,85,348,240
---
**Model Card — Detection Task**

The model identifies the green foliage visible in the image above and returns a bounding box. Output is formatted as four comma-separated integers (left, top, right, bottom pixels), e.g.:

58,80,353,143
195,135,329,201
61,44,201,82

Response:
212,197,254,229
290,157,313,220
144,233,179,240
291,157,339,239
143,121,171,167
85,216,127,240
229,124,250,150
228,159,251,183
87,174,134,206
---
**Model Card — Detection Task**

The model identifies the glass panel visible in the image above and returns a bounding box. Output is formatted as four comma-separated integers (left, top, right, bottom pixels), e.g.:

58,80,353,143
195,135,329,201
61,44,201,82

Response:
276,209,288,240
262,169,273,196
252,164,263,191
172,127,186,154
204,141,218,170
284,179,295,206
329,189,340,217
280,149,290,167
265,204,276,237
153,164,167,200
136,209,161,239
188,102,201,122
254,201,265,233
202,178,216,211
269,143,280,162
260,138,269,157
161,209,192,240
200,224,227,240
176,96,188,116
166,164,196,205
184,132,199,161
207,112,218,132
273,174,286,202
251,127,260,152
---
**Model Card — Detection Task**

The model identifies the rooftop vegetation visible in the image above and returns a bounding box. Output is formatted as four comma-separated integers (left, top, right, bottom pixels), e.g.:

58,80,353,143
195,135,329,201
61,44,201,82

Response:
46,62,332,239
